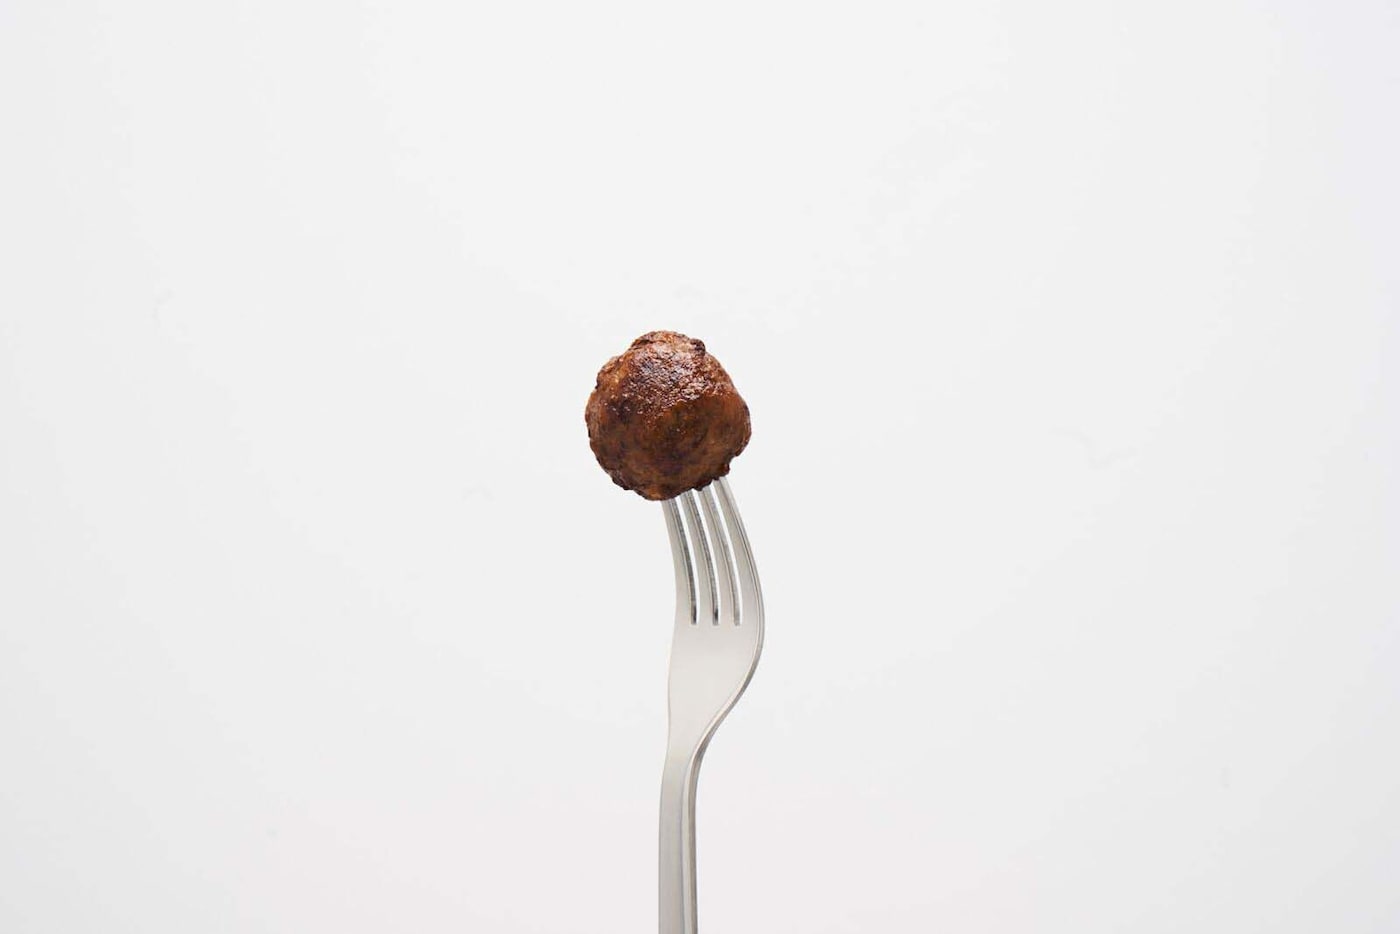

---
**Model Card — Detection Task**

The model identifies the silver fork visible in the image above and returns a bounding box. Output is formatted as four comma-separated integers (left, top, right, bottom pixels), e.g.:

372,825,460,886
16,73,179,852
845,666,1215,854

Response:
658,477,764,934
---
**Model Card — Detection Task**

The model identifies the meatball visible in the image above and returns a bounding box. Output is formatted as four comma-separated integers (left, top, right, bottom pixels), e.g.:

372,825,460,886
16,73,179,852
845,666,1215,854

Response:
585,331,751,501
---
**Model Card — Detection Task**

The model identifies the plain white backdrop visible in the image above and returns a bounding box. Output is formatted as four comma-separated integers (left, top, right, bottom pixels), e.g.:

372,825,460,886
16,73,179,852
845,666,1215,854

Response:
2,1,1398,931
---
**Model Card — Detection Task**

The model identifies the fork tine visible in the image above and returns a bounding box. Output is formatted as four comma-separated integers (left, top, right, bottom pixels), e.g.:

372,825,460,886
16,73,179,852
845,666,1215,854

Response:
699,484,739,626
663,499,696,627
680,491,718,626
713,477,762,627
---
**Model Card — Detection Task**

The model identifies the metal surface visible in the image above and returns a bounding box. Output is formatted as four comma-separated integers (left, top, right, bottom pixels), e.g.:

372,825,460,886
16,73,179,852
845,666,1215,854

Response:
658,477,764,934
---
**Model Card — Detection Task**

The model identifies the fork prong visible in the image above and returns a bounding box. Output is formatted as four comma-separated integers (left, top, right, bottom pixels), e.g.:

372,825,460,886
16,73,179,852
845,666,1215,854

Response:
681,491,718,626
663,499,696,627
713,477,762,627
699,484,740,626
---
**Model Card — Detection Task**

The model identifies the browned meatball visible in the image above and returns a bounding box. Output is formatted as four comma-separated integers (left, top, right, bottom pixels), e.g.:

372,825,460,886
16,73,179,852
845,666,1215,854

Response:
585,331,751,501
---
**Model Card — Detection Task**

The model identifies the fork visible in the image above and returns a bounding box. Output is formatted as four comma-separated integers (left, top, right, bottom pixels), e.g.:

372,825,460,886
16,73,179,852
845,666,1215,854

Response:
658,477,764,934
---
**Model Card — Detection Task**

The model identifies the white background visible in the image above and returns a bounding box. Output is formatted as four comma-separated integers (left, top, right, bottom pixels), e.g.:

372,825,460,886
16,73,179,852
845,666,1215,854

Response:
2,1,1398,931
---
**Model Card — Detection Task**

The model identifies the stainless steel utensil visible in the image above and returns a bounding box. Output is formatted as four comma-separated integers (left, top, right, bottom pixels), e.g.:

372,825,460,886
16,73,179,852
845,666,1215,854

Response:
658,477,764,934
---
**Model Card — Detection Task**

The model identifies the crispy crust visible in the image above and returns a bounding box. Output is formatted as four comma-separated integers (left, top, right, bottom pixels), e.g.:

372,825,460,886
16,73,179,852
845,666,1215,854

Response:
585,331,751,500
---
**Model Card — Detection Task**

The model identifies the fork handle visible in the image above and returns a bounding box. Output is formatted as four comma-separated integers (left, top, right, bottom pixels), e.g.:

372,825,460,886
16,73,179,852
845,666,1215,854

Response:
659,749,702,934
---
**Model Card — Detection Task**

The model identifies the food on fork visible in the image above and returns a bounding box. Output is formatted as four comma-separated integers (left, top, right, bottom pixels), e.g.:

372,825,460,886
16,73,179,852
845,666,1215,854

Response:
585,330,751,501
